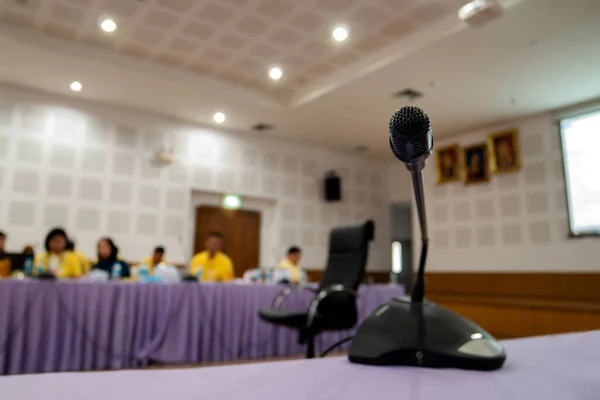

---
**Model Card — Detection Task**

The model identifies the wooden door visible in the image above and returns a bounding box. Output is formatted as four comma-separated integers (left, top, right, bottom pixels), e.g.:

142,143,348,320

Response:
193,206,261,278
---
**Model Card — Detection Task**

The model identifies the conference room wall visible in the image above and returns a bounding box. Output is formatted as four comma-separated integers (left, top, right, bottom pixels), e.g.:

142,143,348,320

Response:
0,84,390,270
413,111,598,272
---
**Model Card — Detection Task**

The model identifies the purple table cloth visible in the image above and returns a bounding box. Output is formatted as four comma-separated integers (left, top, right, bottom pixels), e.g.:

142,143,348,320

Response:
0,280,404,375
1,331,599,400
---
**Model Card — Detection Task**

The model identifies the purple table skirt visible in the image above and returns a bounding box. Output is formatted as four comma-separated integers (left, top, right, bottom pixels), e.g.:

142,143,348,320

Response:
0,280,404,375
1,331,599,400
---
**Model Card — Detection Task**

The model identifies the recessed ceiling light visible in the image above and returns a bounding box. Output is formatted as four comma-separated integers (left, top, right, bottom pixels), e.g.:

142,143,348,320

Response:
332,26,348,42
268,66,283,80
69,81,82,92
99,18,117,33
213,112,226,124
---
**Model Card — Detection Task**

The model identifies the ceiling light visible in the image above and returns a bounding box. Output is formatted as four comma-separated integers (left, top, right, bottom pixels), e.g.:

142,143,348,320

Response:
99,18,117,33
458,0,503,27
213,112,226,124
69,81,82,92
268,67,282,80
332,26,348,42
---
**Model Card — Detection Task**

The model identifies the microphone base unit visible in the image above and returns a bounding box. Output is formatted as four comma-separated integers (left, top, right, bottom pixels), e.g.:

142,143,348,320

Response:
348,296,506,371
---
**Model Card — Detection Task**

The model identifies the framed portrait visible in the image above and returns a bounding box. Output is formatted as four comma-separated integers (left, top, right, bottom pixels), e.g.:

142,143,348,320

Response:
435,144,461,184
463,143,490,185
488,129,521,174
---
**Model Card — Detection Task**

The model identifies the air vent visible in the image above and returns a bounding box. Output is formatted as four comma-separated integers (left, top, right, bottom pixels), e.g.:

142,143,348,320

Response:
252,123,274,132
392,88,423,101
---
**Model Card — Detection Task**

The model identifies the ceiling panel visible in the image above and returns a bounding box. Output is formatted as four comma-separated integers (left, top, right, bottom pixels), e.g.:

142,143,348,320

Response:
0,0,461,92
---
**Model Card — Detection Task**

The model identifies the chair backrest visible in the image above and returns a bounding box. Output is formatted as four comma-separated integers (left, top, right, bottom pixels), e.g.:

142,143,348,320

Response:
318,220,374,291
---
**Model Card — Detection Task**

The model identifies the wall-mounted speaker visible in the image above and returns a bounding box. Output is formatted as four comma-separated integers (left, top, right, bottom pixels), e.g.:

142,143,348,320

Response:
324,171,342,202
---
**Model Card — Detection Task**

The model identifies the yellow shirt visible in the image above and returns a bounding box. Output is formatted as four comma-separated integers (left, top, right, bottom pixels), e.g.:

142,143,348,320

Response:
277,257,302,284
190,251,234,282
68,251,90,275
34,252,82,278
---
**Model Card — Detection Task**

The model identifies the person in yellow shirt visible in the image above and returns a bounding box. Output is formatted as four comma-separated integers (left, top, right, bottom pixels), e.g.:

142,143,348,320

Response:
190,232,234,282
34,228,81,278
277,246,303,284
66,240,90,275
139,246,166,275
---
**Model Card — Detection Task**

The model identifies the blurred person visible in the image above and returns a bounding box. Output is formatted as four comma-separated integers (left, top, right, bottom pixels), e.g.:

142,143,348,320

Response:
190,232,234,282
34,228,81,278
0,231,8,278
139,246,166,275
22,245,35,258
66,239,91,275
276,246,303,284
0,231,6,258
91,237,130,279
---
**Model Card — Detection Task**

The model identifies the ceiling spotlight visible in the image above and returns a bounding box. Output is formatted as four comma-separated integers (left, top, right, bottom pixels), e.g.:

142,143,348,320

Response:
69,81,82,92
332,26,348,42
458,0,503,27
213,112,226,124
99,18,117,33
268,66,283,80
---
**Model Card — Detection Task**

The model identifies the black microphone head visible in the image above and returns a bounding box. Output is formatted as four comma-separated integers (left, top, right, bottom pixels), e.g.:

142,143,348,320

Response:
389,106,433,164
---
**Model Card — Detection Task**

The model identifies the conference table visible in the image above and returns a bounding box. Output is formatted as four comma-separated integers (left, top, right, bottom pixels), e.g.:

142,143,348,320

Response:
0,279,404,375
1,330,598,399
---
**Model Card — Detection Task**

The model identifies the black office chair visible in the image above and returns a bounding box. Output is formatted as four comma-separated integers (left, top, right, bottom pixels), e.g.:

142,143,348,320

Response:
258,220,374,358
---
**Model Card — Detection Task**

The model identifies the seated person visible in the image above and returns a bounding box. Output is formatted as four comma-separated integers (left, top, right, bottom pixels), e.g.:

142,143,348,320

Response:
276,246,303,284
0,231,6,258
139,246,166,275
0,231,8,278
34,228,81,278
190,232,234,282
91,237,130,279
66,239,90,275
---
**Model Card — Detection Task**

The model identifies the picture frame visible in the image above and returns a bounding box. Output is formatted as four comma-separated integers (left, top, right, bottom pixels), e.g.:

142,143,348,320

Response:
463,143,490,185
488,129,521,174
435,144,461,184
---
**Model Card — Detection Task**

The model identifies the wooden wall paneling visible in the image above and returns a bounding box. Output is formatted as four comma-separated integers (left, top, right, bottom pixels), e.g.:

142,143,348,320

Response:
304,270,600,339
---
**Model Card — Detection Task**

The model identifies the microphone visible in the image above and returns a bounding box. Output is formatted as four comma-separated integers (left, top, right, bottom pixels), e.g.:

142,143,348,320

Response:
389,106,432,303
347,106,506,371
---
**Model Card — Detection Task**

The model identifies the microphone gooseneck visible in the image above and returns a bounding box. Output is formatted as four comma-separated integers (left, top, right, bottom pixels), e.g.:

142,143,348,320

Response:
389,106,433,303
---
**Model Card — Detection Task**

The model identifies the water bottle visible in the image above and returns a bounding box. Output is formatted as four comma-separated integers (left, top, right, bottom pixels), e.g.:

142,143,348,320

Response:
389,272,398,285
300,270,307,285
23,257,33,276
195,265,203,281
256,268,263,283
36,263,44,276
111,262,122,280
264,268,272,284
138,263,149,281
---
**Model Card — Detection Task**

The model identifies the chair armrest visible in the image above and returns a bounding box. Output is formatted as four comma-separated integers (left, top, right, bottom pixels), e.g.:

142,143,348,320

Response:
272,285,317,309
305,285,357,329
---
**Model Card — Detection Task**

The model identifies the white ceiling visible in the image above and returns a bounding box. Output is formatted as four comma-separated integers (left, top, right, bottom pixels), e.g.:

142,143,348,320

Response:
0,0,599,157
